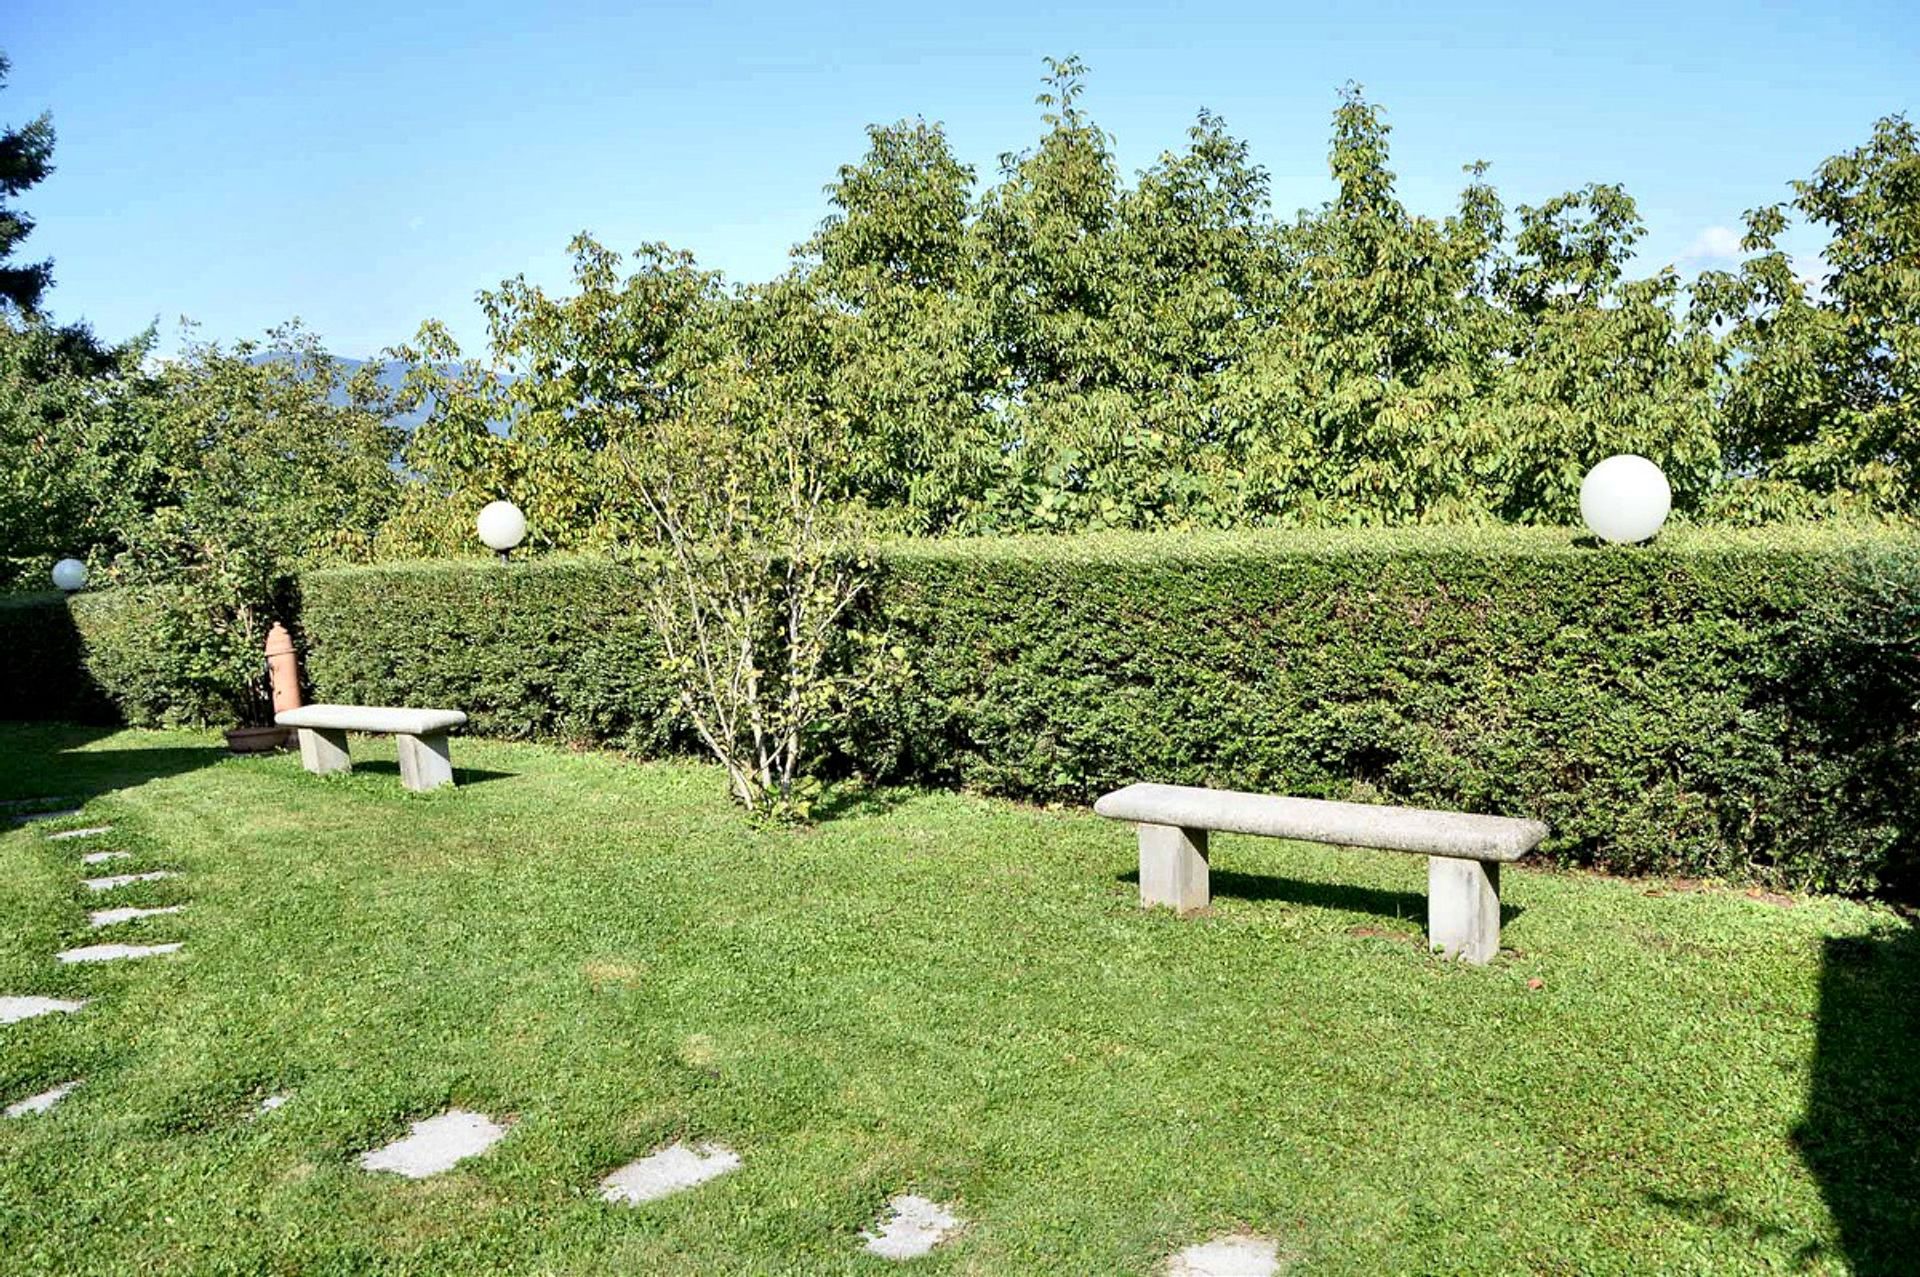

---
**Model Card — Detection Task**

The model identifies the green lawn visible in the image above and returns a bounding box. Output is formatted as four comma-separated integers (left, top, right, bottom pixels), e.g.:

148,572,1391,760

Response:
0,724,1914,1275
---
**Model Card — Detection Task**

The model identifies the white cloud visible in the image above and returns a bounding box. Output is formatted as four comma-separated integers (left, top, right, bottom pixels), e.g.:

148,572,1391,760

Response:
407,215,426,232
1790,252,1831,297
1683,225,1745,261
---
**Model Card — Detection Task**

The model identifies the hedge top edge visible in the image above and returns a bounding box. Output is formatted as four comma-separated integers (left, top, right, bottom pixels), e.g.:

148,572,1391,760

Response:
281,524,1920,581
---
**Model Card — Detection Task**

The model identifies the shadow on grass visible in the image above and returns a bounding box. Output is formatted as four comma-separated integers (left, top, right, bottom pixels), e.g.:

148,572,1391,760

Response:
1114,867,1526,926
811,781,918,823
1636,1189,1819,1263
345,759,518,787
0,723,227,810
1793,923,1920,1274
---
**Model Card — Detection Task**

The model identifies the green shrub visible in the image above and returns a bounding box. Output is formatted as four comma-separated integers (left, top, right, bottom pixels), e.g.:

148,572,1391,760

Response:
0,593,117,723
0,587,237,727
0,556,57,593
78,584,275,727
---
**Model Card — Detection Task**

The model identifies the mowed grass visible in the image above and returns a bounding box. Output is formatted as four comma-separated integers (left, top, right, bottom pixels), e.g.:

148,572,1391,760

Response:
0,724,1914,1275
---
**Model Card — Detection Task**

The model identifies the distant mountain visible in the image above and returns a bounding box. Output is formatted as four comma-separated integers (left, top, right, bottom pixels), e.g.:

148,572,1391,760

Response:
248,353,512,435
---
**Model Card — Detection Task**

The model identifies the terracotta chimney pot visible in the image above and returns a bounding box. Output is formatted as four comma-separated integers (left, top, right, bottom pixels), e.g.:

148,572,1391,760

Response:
265,622,304,716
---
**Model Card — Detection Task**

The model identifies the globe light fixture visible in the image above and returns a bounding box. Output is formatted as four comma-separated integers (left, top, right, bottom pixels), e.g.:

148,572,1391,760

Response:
476,500,528,562
1579,455,1671,545
51,558,88,592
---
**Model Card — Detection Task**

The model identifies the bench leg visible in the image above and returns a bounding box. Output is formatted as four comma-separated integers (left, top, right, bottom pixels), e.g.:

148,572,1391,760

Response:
396,731,456,792
296,727,351,777
1429,856,1501,964
1138,823,1209,914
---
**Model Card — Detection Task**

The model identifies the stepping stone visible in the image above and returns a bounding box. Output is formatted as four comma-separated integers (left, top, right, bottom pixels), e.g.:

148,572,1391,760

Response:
358,1109,508,1178
251,1092,292,1119
13,808,82,825
89,904,186,928
1168,1234,1283,1277
4,1080,79,1118
80,850,131,865
47,826,112,841
0,995,87,1024
83,871,178,892
56,942,184,964
0,796,76,811
599,1141,741,1205
862,1194,964,1260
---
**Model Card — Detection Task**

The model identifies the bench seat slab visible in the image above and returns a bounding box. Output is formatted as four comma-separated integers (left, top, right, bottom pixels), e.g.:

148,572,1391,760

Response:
1139,824,1209,914
296,727,352,776
396,732,456,792
278,704,469,737
1095,783,1545,863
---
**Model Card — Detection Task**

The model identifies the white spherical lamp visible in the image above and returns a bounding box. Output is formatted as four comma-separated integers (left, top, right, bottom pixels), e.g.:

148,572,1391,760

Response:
1580,455,1671,545
476,500,528,561
51,558,88,592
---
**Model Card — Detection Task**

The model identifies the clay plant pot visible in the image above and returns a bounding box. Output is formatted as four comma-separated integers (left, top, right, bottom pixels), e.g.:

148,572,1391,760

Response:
224,725,293,754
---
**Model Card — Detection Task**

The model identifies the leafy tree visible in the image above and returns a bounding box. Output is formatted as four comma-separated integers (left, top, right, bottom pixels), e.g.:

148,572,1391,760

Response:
965,62,1289,530
386,237,726,555
419,237,898,815
1220,88,1717,527
1694,114,1920,518
1489,184,1720,521
975,57,1128,398
0,52,172,585
381,62,1915,547
801,118,996,527
110,325,402,722
1010,104,1280,530
0,317,160,578
812,118,976,292
375,319,524,557
1219,88,1500,524
616,283,882,818
0,52,56,315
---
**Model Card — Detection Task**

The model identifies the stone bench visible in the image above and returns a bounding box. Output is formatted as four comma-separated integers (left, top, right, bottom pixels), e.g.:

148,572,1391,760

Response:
1093,783,1547,963
276,704,469,792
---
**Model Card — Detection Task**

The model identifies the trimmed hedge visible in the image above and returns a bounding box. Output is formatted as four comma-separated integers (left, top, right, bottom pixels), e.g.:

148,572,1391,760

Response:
298,557,684,755
300,529,1920,895
858,528,1920,896
11,528,1919,894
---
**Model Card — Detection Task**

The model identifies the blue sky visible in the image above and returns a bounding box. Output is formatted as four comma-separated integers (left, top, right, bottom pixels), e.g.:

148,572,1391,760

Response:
8,0,1916,358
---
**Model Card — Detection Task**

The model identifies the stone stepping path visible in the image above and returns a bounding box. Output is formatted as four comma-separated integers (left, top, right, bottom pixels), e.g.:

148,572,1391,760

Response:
0,995,87,1023
599,1141,741,1205
1168,1234,1283,1276
89,904,186,928
4,1080,79,1118
56,942,184,964
10,798,1280,1267
358,1109,509,1178
47,825,112,841
83,870,178,892
1,806,192,1141
862,1194,963,1260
